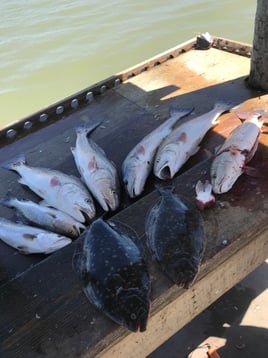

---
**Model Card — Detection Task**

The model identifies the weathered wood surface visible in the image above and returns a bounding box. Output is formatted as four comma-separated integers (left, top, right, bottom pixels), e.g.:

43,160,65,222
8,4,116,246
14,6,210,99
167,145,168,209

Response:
0,42,268,357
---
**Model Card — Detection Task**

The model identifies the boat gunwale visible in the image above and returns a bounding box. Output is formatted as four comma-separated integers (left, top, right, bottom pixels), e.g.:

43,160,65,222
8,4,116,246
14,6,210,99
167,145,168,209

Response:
0,36,252,143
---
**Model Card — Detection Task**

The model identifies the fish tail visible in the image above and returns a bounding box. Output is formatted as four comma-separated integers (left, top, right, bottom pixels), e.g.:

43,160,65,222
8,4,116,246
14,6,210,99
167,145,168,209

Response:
0,192,15,208
155,182,175,196
169,106,194,120
213,100,241,113
75,120,102,137
1,153,26,170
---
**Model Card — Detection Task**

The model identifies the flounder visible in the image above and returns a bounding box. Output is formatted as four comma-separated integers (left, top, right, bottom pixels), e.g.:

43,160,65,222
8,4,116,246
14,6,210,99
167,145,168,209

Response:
73,217,150,332
145,185,205,288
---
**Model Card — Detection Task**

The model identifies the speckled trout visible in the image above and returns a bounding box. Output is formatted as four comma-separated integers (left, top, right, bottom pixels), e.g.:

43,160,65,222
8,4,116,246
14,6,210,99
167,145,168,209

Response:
154,101,237,180
71,121,120,211
0,217,71,254
2,154,95,223
0,195,85,238
211,110,264,194
122,107,193,198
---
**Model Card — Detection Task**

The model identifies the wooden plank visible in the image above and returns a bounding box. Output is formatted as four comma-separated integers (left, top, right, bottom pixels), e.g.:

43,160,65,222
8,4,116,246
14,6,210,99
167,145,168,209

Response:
98,230,268,358
1,41,268,357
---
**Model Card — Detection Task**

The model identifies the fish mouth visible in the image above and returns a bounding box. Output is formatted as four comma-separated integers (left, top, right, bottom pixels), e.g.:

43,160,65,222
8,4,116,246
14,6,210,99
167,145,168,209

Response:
155,161,173,180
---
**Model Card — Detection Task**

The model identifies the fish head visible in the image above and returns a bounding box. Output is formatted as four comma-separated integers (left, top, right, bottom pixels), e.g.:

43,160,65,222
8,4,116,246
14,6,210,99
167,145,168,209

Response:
211,151,244,194
123,160,151,198
166,257,199,288
71,196,96,222
93,178,120,211
115,288,150,332
154,147,179,180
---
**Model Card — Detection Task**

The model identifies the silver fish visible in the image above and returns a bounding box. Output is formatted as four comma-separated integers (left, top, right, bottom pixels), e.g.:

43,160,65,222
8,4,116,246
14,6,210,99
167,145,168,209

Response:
2,154,95,223
0,195,85,238
154,101,237,180
211,111,264,194
122,107,193,198
71,122,120,211
0,217,71,254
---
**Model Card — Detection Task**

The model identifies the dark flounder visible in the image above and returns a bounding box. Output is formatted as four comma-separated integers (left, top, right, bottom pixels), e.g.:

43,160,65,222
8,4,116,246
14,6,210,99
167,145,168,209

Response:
145,185,205,288
73,218,150,332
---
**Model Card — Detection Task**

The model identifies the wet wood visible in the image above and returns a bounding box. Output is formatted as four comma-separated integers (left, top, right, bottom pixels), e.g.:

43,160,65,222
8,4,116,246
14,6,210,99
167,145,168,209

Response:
0,39,268,357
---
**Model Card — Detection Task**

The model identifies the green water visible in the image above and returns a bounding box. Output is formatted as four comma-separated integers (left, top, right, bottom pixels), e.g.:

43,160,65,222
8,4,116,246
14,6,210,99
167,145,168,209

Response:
0,0,255,127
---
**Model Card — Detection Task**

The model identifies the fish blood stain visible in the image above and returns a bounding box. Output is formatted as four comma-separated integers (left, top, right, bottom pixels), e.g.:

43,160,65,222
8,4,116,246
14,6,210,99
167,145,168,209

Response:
50,176,61,187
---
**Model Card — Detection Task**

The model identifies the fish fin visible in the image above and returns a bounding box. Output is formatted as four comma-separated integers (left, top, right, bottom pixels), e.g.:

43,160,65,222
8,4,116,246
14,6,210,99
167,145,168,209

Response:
1,153,26,170
72,231,91,283
169,107,194,119
108,219,145,253
0,192,13,207
244,166,261,177
17,245,31,255
18,178,27,185
213,100,241,113
39,199,52,207
195,180,215,210
75,120,102,137
234,109,265,122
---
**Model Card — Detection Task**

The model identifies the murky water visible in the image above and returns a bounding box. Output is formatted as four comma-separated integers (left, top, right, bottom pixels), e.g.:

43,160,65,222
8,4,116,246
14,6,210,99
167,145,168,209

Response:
0,0,255,127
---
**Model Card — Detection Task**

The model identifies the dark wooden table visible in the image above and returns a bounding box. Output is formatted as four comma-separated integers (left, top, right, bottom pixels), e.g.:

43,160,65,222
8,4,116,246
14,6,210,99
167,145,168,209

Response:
0,38,267,357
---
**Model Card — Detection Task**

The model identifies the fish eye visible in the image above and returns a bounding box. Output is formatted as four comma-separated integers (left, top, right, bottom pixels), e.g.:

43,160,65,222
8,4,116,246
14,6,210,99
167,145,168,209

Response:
130,313,137,320
84,198,91,203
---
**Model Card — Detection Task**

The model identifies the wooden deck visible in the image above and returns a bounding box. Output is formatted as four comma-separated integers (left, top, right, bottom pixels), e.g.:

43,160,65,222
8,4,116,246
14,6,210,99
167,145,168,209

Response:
0,37,268,358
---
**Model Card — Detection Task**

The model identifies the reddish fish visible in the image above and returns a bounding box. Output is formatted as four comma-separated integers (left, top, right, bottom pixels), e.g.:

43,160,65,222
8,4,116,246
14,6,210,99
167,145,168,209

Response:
211,110,265,194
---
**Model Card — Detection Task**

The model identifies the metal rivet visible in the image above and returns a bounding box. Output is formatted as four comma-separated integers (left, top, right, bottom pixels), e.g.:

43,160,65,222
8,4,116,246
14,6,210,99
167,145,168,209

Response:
86,92,94,102
56,106,64,114
114,78,121,87
39,113,48,122
6,129,17,138
24,121,32,129
100,85,107,94
166,54,173,60
127,73,135,79
153,61,160,67
71,99,79,109
141,67,147,72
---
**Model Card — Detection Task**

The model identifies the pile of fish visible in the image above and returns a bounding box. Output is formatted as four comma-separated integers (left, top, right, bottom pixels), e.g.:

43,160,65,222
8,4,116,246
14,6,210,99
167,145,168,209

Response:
0,101,266,332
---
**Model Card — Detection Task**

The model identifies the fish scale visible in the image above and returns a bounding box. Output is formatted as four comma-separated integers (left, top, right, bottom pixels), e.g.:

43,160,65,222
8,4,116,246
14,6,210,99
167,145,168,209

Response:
145,185,205,288
73,218,150,332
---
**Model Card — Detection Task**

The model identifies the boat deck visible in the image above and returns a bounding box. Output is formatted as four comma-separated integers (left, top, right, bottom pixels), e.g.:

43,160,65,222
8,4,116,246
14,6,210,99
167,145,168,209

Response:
0,37,267,357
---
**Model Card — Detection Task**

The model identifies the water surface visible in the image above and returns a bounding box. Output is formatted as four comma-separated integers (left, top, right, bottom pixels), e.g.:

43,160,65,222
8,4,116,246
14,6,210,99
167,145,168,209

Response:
0,0,255,127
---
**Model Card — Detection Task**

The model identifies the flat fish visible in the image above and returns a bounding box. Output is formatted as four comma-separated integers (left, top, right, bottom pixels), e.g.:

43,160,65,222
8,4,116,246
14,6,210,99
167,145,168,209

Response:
122,107,193,198
1,153,95,223
73,217,150,332
0,195,85,238
0,217,71,254
71,121,120,211
145,185,205,288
